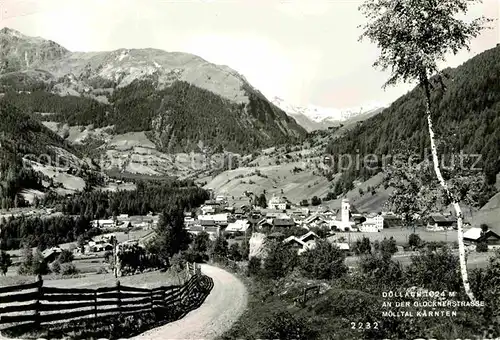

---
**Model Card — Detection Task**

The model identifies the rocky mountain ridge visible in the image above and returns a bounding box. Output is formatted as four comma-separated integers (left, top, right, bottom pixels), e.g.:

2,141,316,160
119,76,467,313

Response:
271,96,385,132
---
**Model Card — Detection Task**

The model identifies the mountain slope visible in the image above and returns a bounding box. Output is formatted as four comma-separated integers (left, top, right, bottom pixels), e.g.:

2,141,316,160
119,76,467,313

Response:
0,100,87,206
326,45,500,185
0,28,306,154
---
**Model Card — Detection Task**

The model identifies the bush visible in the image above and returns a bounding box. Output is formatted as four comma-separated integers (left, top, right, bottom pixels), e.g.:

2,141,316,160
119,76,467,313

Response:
359,253,403,286
476,241,488,252
262,241,298,280
228,243,242,261
353,237,371,255
299,240,348,280
259,311,317,340
58,249,74,263
61,263,79,276
51,260,61,274
0,251,12,275
32,249,50,275
247,257,261,277
406,248,461,292
408,233,422,249
379,237,398,258
311,196,321,206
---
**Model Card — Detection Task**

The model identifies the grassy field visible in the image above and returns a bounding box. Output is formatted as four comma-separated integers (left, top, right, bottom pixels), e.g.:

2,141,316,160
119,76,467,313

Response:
345,250,494,270
330,228,464,245
0,266,186,289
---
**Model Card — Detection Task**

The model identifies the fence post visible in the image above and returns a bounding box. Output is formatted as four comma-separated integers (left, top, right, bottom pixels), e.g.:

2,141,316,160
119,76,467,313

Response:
161,288,166,308
94,290,98,319
34,274,43,328
116,280,121,317
150,289,154,311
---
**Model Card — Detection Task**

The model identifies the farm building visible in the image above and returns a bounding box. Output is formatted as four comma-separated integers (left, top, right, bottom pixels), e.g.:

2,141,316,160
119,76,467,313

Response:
226,219,251,233
427,214,457,230
42,247,62,263
273,216,296,228
463,227,500,246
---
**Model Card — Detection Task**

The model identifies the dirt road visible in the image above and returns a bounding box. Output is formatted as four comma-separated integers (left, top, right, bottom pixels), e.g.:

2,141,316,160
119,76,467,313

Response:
129,264,248,340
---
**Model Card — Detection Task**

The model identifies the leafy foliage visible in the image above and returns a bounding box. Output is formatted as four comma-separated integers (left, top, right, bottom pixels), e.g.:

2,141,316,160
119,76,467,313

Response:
58,249,74,263
0,250,12,275
353,236,372,255
261,240,298,280
259,311,317,340
44,179,209,219
406,247,462,292
299,240,347,280
0,215,93,250
147,207,192,267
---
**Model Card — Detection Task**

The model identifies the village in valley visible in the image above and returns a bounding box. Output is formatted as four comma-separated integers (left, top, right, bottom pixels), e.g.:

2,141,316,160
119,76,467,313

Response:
183,189,500,266
0,0,499,338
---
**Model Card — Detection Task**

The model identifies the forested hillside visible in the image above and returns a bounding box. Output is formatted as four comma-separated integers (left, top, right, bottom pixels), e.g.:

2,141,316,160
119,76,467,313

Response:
1,79,305,154
326,45,500,186
0,101,77,208
0,27,306,155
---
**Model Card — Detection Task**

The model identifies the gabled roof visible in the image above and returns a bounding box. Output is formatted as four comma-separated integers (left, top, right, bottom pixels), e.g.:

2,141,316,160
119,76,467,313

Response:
303,214,325,224
299,231,319,242
273,218,295,226
42,247,62,258
283,236,306,247
429,214,457,223
463,228,500,241
226,219,250,232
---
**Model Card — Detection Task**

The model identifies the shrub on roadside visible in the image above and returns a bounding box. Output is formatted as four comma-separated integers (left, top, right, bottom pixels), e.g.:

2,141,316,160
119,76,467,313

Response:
259,311,317,340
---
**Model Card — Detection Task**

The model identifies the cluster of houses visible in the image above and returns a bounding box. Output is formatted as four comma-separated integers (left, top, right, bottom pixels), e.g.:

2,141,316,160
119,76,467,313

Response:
185,192,500,255
185,195,401,240
90,214,158,230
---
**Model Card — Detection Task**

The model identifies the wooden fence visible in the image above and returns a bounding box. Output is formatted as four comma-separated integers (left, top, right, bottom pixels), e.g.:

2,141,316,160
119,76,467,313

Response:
293,285,320,307
0,263,208,329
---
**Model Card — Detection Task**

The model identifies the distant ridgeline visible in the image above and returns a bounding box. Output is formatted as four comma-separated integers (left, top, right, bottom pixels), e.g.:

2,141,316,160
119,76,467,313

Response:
325,45,500,189
0,80,305,154
0,27,305,155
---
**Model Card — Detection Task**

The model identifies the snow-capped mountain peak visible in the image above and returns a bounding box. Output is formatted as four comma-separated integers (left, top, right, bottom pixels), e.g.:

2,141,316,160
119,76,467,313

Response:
271,96,385,132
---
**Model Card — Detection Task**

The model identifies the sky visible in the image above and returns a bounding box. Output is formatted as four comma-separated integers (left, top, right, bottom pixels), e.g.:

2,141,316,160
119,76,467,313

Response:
1,0,499,109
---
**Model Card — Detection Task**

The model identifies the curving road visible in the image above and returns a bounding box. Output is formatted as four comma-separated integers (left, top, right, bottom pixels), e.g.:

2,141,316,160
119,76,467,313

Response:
129,264,248,340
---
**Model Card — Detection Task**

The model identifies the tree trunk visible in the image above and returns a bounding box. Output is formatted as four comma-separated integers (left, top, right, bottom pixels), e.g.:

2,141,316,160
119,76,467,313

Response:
423,82,476,302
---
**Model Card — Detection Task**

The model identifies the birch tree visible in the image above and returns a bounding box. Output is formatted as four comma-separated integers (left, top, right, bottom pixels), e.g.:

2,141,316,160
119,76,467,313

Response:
359,0,492,301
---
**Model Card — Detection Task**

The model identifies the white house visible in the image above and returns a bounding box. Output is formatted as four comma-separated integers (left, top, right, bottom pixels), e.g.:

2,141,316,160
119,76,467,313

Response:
215,195,226,203
282,231,320,255
198,213,228,226
226,219,251,233
91,219,115,228
268,195,287,210
359,222,380,233
201,205,215,215
359,214,384,232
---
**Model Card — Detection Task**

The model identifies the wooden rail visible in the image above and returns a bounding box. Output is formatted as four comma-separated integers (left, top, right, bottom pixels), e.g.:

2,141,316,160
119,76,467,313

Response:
0,263,206,328
293,285,320,307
